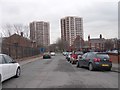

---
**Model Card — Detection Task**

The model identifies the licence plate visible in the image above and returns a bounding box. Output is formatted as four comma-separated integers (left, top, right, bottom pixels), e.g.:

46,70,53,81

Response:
102,64,109,66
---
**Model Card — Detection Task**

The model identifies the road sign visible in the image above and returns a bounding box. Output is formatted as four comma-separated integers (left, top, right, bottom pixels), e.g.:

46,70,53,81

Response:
40,48,45,53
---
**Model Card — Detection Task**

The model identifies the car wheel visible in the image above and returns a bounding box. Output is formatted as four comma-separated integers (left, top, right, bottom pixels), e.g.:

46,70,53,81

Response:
15,67,21,78
89,63,94,71
71,60,73,64
76,62,79,68
107,68,111,71
71,60,74,64
0,74,1,82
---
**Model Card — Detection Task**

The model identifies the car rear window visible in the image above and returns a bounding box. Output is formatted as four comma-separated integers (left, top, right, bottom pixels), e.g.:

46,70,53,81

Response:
96,54,109,59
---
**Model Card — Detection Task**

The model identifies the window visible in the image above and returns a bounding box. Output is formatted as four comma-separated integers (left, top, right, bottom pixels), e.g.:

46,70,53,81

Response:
0,55,2,64
3,55,13,63
0,55,6,64
96,54,109,60
82,53,87,59
87,53,94,59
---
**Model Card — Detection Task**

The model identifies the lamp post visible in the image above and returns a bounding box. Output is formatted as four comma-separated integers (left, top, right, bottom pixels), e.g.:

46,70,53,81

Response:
14,43,18,59
118,39,120,64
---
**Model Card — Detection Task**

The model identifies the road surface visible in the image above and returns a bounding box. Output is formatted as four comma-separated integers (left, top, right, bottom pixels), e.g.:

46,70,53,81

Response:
2,54,118,88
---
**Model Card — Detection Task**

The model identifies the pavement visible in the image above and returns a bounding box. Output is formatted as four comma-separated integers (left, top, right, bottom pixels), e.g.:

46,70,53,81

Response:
18,55,119,73
112,63,119,73
18,55,42,66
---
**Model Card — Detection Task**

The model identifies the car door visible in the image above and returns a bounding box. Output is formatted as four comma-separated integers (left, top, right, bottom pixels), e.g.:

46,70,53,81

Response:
84,53,92,67
3,55,17,78
82,53,89,67
1,55,11,81
0,55,3,81
79,53,87,67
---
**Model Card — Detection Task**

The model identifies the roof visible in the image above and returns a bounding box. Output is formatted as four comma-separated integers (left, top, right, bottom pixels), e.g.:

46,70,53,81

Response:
90,38,105,41
9,33,32,42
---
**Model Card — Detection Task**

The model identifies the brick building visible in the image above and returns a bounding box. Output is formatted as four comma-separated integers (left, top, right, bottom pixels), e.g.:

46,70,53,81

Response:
2,33,38,59
72,35,84,51
88,34,105,51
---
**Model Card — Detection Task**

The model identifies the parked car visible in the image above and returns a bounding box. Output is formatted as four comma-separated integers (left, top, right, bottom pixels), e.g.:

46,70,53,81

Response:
50,52,56,56
63,52,68,56
111,50,118,54
66,52,72,61
43,53,51,59
69,51,83,64
0,54,21,82
69,53,78,64
75,51,83,61
77,52,112,71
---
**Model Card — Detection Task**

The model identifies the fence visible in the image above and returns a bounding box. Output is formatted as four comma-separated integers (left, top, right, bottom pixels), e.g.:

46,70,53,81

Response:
1,43,40,59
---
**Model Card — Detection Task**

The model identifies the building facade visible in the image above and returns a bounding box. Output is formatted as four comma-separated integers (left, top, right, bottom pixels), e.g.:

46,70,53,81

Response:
88,34,105,51
2,33,38,59
30,21,50,47
61,16,83,46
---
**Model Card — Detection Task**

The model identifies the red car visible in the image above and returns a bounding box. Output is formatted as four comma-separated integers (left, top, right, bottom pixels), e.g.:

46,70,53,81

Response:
70,53,78,64
69,51,83,64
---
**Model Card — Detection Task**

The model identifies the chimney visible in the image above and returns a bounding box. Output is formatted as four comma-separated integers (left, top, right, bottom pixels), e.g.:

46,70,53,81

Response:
21,32,23,37
88,35,90,41
100,34,102,39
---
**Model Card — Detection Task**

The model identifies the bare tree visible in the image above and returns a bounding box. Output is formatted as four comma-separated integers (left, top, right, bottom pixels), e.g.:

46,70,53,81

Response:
1,24,13,37
23,25,30,38
104,39,114,50
1,24,29,38
55,38,69,51
13,24,23,35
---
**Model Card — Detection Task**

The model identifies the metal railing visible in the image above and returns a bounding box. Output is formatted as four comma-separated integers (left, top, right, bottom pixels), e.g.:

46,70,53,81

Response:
1,43,40,59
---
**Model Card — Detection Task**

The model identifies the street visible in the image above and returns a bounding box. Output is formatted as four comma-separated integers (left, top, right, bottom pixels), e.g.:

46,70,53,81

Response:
2,54,118,88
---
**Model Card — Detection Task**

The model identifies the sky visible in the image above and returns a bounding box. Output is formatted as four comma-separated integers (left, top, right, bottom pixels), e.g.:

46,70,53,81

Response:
0,0,119,44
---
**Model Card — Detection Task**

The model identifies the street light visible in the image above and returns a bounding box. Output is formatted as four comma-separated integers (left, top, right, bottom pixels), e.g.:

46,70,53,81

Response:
14,43,18,59
118,39,120,64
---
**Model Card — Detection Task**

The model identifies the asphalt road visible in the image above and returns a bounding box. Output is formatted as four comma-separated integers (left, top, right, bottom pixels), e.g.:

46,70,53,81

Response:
2,54,118,88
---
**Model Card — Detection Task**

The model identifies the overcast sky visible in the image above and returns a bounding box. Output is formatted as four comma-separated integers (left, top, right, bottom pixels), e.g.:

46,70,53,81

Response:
0,0,119,44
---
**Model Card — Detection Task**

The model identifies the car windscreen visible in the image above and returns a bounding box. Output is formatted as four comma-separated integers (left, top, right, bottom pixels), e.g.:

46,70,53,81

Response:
96,54,109,60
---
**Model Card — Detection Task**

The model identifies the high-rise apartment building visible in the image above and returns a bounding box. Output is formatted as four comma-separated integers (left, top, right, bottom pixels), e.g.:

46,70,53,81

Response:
30,21,50,47
61,16,83,46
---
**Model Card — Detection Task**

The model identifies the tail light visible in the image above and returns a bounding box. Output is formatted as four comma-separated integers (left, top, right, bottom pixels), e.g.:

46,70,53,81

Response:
109,58,112,62
94,58,101,62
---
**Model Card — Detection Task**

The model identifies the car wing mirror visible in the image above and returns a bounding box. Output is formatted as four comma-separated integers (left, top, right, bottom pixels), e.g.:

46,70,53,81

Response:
11,61,17,63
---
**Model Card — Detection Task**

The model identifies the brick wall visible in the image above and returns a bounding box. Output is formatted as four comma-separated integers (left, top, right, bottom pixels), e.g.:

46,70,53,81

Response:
108,53,120,64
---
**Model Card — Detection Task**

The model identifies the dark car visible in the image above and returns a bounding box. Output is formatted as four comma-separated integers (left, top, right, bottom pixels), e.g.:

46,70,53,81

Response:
77,52,112,71
43,53,51,59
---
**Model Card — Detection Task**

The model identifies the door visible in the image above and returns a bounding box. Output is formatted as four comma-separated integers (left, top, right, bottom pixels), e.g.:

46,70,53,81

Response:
80,53,88,67
3,55,17,78
84,53,92,66
1,55,10,81
84,53,95,67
